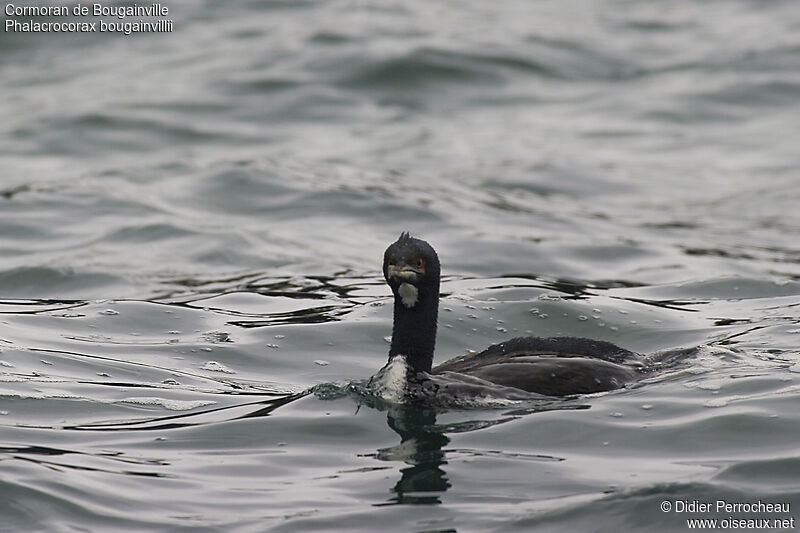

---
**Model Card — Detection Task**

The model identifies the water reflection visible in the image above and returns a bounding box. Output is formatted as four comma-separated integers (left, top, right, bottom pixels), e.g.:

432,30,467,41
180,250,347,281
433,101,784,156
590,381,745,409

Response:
375,408,451,505
369,403,576,506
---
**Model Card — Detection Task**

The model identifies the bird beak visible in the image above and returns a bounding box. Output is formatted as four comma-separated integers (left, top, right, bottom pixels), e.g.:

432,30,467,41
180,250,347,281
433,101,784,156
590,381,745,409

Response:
387,264,421,282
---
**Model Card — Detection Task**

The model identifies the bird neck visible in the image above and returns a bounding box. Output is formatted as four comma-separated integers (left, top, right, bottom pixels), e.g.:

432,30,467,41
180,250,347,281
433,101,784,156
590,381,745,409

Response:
388,285,438,373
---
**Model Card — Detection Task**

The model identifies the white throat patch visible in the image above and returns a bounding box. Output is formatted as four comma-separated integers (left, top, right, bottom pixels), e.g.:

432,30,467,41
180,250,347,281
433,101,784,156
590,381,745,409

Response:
398,282,419,308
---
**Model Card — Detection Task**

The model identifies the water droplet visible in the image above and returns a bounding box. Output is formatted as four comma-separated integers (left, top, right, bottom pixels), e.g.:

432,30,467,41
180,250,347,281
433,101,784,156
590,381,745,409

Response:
97,372,110,377
202,361,234,374
314,360,329,366
266,343,280,349
98,309,119,316
168,330,181,335
274,335,285,339
578,315,588,321
40,360,53,366
610,412,623,418
641,404,653,410
538,313,549,319
496,327,507,333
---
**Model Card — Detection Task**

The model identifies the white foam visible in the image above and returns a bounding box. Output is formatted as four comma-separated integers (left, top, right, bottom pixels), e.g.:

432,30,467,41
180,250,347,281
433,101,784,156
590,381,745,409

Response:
0,389,82,399
115,397,216,411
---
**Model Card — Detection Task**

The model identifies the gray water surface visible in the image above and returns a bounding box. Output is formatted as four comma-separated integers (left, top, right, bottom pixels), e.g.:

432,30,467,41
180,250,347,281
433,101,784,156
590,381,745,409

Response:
1,1,799,531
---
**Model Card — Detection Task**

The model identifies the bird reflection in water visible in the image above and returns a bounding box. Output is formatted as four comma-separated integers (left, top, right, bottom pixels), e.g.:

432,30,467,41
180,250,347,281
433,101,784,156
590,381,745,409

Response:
363,401,574,507
373,407,450,505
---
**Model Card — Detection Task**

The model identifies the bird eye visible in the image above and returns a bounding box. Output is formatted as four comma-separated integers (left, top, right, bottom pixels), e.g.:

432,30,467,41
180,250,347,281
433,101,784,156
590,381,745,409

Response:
415,258,425,270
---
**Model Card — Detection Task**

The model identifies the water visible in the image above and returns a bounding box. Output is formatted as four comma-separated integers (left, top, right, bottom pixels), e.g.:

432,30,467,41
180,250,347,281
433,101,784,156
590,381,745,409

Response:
1,0,799,531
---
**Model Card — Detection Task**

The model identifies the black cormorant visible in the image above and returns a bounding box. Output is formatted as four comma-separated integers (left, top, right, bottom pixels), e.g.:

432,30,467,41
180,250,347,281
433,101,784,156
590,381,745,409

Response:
372,232,691,403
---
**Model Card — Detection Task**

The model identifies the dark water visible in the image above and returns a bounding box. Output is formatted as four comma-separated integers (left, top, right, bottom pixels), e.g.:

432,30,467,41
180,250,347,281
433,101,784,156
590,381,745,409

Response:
2,1,799,531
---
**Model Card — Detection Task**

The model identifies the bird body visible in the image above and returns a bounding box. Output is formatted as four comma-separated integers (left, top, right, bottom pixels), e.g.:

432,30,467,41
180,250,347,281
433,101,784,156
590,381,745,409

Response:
376,233,684,402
